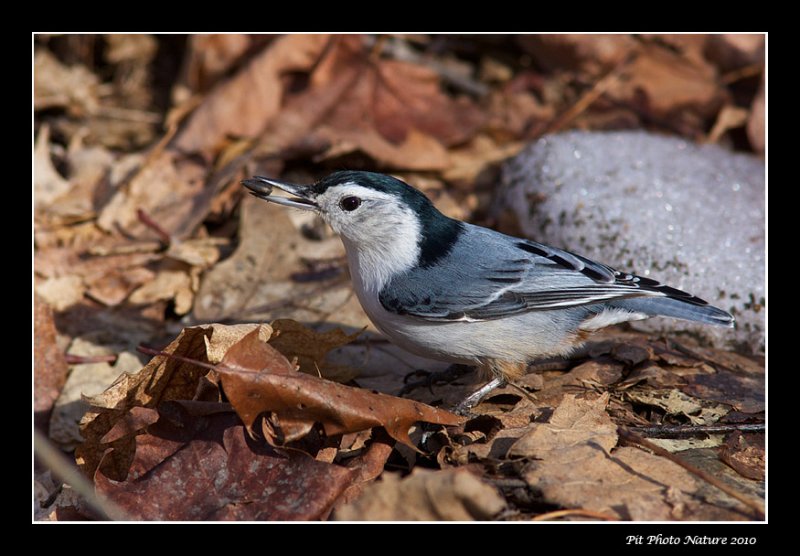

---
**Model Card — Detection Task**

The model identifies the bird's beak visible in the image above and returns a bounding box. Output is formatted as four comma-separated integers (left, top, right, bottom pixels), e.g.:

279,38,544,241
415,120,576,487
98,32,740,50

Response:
241,176,319,211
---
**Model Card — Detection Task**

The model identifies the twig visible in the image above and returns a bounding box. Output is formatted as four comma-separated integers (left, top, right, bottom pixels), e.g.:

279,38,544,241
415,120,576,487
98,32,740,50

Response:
506,381,539,405
88,241,162,256
628,423,765,438
720,63,764,86
136,208,172,246
488,478,528,489
34,429,129,521
532,508,618,521
65,354,118,365
527,358,575,373
618,426,765,518
544,52,637,135
137,345,217,371
94,105,162,124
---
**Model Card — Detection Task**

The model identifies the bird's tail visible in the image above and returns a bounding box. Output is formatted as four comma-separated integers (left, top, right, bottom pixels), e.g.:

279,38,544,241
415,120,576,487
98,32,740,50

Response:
610,296,735,327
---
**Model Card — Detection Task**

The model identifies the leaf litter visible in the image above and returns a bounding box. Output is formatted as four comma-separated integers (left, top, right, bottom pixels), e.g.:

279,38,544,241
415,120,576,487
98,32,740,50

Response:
76,324,461,520
34,34,764,521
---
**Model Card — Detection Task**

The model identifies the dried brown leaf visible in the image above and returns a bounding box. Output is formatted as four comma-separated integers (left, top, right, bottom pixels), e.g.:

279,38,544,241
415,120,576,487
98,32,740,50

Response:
511,394,700,520
34,296,69,432
34,49,100,114
268,318,361,382
516,34,637,75
77,325,263,480
334,468,505,521
218,326,293,375
34,222,160,312
94,411,355,520
177,34,254,95
128,267,194,315
529,359,624,408
307,38,483,169
316,126,451,171
193,197,301,321
689,345,765,376
718,432,765,481
165,237,225,268
173,34,331,156
625,389,729,425
216,329,462,449
245,35,481,171
43,139,116,224
338,430,395,505
680,371,764,414
708,104,749,143
97,150,207,240
607,43,724,122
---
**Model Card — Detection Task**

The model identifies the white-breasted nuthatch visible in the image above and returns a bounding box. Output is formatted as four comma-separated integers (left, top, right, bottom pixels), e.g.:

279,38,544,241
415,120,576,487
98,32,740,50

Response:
243,171,734,410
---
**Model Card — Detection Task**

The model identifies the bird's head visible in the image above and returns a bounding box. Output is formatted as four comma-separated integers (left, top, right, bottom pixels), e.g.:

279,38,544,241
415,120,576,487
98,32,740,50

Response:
242,171,463,273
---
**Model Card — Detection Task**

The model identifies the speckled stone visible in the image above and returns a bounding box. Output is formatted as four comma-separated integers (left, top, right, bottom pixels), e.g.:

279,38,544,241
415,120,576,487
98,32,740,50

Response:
498,131,764,353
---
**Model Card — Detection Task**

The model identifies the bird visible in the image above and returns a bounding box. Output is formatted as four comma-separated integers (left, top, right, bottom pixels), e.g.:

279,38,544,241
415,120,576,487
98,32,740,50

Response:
242,171,734,412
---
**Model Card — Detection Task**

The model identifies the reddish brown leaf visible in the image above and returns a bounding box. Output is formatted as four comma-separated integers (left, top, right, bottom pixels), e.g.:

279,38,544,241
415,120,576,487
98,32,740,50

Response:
267,318,361,381
95,411,355,520
338,430,394,505
307,37,483,170
221,325,295,375
34,296,69,433
77,325,240,480
680,370,764,414
247,35,483,171
216,330,463,449
173,34,332,156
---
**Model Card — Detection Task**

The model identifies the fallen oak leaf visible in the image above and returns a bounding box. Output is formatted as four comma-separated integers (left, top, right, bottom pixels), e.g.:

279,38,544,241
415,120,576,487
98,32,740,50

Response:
139,328,463,449
216,329,463,449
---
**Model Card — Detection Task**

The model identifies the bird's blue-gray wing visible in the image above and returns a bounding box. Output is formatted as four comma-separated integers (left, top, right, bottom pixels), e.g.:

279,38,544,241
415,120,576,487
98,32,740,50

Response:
378,224,705,322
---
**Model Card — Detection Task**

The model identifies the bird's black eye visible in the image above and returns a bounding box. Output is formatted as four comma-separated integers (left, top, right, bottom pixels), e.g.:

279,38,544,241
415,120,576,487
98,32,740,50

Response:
340,196,361,211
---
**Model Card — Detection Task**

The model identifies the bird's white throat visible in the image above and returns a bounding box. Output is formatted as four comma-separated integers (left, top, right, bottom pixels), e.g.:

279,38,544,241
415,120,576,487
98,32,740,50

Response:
341,205,421,294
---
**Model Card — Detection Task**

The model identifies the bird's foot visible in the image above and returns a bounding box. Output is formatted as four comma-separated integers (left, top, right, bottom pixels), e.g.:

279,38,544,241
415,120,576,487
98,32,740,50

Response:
399,364,474,397
451,377,506,416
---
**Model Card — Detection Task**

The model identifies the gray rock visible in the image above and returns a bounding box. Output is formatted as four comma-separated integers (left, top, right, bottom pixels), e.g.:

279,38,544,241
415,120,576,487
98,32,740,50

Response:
498,131,764,353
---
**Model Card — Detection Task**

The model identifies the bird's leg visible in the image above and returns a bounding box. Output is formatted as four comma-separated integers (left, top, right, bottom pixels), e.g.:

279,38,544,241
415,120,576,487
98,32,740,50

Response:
399,363,473,396
451,360,528,416
451,377,506,416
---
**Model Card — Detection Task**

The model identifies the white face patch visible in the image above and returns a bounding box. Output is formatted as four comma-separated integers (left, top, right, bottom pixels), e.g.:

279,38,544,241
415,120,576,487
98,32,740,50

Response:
315,182,421,292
